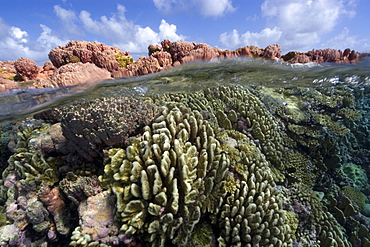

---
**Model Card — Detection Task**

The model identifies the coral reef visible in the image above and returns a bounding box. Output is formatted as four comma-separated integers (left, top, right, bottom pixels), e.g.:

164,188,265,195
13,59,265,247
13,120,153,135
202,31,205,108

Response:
70,191,118,246
58,97,159,161
0,81,368,246
100,103,292,246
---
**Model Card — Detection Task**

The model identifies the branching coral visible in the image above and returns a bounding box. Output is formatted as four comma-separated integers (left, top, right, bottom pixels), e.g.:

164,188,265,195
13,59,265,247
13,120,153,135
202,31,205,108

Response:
100,99,293,246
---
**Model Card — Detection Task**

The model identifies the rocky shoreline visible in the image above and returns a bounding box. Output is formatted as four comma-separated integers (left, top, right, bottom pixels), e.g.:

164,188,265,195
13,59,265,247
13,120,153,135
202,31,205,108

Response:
0,39,364,91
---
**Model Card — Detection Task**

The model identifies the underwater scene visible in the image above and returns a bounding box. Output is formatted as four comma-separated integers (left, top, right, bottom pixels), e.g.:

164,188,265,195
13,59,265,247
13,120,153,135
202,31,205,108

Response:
0,59,369,246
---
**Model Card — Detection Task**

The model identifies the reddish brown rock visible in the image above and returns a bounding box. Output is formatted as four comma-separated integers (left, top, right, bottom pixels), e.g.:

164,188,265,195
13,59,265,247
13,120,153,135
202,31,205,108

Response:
0,40,363,91
34,62,111,88
0,61,17,74
181,43,219,63
282,52,312,63
235,45,264,58
48,41,131,74
42,61,55,71
151,50,172,67
282,48,361,64
165,39,196,63
262,44,281,60
35,61,55,80
14,57,38,81
148,44,162,56
0,61,17,89
91,49,120,72
219,49,236,59
126,56,162,76
0,78,18,91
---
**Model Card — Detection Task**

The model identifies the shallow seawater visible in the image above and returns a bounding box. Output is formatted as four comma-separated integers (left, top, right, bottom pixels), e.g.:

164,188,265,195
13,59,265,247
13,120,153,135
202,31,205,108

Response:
0,58,369,122
1,58,370,246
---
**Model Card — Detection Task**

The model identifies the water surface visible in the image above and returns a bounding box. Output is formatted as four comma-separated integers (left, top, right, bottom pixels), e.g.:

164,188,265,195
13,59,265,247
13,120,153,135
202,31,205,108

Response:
1,58,369,122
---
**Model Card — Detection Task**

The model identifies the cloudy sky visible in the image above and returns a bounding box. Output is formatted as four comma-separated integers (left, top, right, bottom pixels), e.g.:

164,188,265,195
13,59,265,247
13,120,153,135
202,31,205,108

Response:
1,0,369,64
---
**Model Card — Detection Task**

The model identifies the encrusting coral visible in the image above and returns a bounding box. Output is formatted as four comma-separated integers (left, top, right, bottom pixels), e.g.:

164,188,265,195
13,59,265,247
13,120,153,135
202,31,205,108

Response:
36,97,159,162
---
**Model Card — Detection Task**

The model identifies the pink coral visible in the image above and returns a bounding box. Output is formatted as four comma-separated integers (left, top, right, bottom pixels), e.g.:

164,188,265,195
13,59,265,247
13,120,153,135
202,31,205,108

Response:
78,191,119,244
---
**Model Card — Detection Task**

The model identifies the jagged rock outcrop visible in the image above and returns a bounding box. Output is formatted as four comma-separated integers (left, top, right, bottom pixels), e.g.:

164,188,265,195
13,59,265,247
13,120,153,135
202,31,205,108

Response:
0,40,363,91
282,48,361,64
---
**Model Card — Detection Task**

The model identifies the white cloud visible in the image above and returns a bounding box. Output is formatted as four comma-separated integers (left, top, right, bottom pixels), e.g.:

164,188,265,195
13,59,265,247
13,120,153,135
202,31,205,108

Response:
220,0,357,52
220,29,240,48
37,24,69,50
0,4,186,62
153,0,183,13
262,0,356,51
262,0,344,34
199,0,235,17
54,5,81,36
158,19,183,41
76,5,185,54
152,0,235,17
0,17,68,64
324,27,370,52
9,27,28,42
220,27,282,49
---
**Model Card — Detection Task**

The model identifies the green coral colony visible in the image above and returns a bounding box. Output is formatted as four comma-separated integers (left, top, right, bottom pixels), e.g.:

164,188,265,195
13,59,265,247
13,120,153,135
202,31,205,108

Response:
0,82,369,246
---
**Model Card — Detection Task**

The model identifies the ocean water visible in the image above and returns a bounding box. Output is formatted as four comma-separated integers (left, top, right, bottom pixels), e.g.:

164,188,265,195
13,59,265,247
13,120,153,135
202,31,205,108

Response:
0,58,370,246
1,59,369,122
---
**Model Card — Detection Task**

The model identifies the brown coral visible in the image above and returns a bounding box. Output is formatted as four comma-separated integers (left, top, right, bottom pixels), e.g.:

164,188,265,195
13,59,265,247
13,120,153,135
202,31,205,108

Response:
53,97,159,161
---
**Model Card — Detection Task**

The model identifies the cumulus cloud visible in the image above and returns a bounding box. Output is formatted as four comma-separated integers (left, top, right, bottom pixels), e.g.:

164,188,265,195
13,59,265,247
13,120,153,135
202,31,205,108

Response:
0,4,186,63
153,0,184,13
153,0,235,17
324,27,370,52
199,0,235,17
9,27,28,42
220,27,282,49
37,24,69,50
0,18,68,64
54,5,81,36
220,0,357,51
76,4,185,54
79,4,136,44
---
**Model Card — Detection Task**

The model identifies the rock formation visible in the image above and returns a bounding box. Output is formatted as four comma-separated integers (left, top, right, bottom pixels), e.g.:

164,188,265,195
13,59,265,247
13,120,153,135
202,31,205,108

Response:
0,39,363,91
33,62,111,88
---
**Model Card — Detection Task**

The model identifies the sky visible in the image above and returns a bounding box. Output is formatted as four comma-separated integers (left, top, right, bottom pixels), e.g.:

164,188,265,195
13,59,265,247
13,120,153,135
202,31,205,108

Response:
0,0,369,65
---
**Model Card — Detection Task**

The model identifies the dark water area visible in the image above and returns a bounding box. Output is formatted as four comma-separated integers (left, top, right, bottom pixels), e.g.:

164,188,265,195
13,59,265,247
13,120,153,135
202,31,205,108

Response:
0,58,369,246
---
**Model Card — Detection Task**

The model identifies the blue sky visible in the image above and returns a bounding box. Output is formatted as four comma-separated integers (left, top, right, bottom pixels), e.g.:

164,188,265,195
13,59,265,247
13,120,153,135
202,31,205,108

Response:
0,0,369,65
